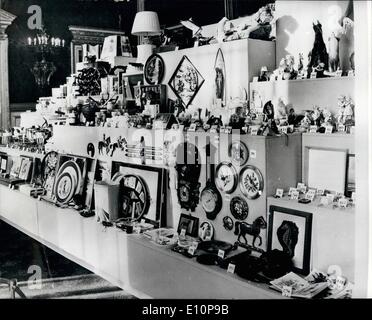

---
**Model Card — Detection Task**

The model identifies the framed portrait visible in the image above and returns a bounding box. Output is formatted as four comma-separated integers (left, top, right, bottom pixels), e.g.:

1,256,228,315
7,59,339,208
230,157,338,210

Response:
268,206,312,275
144,53,165,85
168,55,205,108
177,213,199,237
112,162,166,226
345,154,355,198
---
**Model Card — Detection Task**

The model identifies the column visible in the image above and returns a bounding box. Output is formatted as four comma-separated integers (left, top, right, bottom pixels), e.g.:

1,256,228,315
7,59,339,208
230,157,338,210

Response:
0,9,16,130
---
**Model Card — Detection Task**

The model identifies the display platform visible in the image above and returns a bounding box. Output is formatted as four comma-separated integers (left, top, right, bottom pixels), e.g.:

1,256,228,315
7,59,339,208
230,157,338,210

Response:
0,184,286,299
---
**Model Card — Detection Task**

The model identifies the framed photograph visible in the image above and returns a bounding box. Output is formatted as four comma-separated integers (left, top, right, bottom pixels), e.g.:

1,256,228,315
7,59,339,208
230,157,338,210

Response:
10,157,22,178
18,157,33,181
144,53,165,85
346,154,355,197
0,153,8,173
112,162,166,226
168,55,205,108
268,206,313,275
177,214,199,237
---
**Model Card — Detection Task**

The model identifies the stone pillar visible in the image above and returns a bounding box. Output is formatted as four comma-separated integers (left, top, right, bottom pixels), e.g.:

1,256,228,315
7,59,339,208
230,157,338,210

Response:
0,9,16,130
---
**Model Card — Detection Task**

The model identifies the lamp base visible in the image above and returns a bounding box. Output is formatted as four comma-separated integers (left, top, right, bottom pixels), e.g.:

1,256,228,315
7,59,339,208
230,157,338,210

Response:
136,44,155,65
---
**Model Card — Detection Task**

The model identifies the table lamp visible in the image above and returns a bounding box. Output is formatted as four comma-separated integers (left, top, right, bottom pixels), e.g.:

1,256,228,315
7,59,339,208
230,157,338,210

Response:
131,11,161,65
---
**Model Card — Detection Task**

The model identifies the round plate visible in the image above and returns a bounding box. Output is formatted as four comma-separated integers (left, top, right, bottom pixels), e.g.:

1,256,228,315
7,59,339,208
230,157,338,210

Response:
144,53,165,85
56,161,81,194
223,216,234,231
239,165,264,200
54,172,75,204
215,162,238,194
229,141,249,166
200,188,220,214
199,221,214,242
115,174,150,221
230,196,249,220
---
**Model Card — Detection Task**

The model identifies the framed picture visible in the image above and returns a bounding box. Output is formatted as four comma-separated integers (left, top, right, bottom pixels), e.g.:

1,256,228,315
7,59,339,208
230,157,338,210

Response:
0,153,8,173
177,213,199,237
111,162,166,226
168,55,205,108
306,147,347,194
144,53,165,85
346,154,355,198
10,157,22,178
268,206,313,275
18,156,33,181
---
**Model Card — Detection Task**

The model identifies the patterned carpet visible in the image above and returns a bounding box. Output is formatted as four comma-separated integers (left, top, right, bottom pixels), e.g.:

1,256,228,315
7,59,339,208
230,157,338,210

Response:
0,221,135,299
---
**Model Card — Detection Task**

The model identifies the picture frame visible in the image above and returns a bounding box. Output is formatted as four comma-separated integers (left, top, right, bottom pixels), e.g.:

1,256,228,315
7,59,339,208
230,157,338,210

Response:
18,156,33,181
168,55,205,108
345,154,355,198
10,157,22,178
112,162,166,226
268,206,313,275
144,53,165,85
177,213,199,238
0,153,8,174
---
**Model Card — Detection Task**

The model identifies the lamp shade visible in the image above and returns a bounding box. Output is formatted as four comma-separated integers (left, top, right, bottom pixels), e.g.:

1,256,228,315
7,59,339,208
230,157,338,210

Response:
131,11,161,36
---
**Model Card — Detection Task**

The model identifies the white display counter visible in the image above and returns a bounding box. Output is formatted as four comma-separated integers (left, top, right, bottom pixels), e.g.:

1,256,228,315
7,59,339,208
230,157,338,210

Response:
0,184,285,299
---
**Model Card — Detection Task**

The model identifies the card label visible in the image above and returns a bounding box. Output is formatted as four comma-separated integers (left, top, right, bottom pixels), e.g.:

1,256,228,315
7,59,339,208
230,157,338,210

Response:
291,190,300,200
327,194,335,203
305,189,316,201
316,189,325,196
338,124,345,132
325,126,333,134
188,246,196,255
250,150,257,159
338,198,348,208
275,188,284,198
309,126,318,133
288,187,297,197
180,229,186,237
218,250,225,259
251,127,259,136
227,263,236,274
282,286,293,297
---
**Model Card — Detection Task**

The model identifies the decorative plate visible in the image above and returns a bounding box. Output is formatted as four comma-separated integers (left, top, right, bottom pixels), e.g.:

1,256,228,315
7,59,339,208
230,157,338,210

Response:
230,196,249,220
215,162,238,194
223,216,234,231
168,55,205,108
56,161,81,194
54,172,75,204
199,221,214,242
117,174,150,221
229,141,249,166
239,165,264,200
144,54,165,85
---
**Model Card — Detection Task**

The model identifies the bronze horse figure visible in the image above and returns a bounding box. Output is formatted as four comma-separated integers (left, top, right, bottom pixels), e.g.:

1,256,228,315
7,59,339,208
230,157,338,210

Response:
234,216,267,248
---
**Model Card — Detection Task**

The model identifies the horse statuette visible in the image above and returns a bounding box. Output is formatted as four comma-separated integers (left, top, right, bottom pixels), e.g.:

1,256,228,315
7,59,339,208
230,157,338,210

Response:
234,216,267,248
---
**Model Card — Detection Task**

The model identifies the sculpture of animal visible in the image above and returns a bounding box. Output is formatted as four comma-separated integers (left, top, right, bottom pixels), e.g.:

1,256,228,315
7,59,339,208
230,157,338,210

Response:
277,220,299,258
98,134,111,155
328,32,340,72
234,216,267,248
307,21,329,78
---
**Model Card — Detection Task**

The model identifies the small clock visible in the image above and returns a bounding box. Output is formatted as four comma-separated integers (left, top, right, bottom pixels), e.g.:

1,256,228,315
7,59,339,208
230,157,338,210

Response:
215,162,238,194
229,141,249,166
230,196,249,220
239,165,264,200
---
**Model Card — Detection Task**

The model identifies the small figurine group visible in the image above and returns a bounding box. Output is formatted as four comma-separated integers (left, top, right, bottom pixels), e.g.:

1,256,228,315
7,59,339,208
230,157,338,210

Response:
337,95,355,126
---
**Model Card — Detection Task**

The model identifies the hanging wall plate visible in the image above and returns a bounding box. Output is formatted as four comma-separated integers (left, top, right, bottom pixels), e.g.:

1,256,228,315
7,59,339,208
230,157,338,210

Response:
239,165,264,200
230,196,249,220
199,221,214,242
215,162,238,194
144,53,165,85
229,141,249,166
223,216,234,231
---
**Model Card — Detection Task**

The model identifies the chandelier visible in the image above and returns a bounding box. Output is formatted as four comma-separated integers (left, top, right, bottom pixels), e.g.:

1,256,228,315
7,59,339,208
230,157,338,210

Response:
27,26,66,95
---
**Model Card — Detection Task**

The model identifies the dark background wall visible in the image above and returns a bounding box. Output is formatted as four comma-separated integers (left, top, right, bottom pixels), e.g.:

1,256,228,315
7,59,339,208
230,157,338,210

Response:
2,0,272,104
